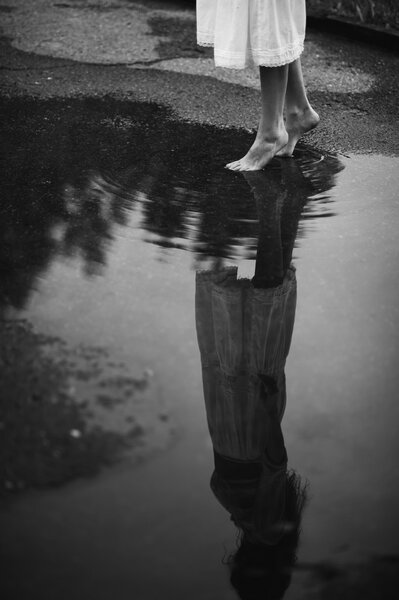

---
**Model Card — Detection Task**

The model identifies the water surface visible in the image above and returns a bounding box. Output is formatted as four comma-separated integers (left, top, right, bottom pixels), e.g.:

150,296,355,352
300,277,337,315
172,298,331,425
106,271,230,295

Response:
1,98,398,600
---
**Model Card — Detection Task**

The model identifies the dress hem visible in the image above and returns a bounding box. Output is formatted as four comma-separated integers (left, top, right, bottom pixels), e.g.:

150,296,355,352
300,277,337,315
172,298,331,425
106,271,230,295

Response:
197,36,304,69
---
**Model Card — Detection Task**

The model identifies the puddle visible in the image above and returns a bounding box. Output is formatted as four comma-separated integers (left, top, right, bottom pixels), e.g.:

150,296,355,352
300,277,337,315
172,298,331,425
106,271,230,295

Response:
1,97,399,600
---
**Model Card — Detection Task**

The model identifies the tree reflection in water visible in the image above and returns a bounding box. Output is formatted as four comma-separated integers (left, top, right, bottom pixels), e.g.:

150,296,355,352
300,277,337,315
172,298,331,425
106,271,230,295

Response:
195,157,343,600
0,97,343,514
0,97,344,311
60,173,128,277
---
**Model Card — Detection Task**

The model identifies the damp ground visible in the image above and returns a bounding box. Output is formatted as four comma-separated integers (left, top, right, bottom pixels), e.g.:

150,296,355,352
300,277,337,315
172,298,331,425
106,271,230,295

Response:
0,97,399,600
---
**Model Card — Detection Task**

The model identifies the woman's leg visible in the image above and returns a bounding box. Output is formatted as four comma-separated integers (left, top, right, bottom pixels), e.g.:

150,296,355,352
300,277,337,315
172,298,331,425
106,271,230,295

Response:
277,58,320,157
226,65,289,172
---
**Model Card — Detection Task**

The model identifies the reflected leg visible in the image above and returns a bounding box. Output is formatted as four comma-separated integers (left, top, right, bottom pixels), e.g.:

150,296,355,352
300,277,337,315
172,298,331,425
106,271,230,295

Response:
244,170,285,287
252,194,285,288
279,159,309,269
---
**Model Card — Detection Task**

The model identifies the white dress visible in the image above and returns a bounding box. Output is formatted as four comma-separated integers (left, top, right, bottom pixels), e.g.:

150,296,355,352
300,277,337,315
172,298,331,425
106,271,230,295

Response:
195,266,297,460
197,0,306,69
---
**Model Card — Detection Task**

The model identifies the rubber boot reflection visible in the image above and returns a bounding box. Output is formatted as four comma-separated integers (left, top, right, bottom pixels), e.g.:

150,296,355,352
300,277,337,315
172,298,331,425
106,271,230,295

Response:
195,161,309,600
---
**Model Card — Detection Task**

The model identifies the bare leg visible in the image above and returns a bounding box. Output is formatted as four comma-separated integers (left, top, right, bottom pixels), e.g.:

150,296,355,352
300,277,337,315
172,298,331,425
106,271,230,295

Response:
277,58,320,157
226,65,289,172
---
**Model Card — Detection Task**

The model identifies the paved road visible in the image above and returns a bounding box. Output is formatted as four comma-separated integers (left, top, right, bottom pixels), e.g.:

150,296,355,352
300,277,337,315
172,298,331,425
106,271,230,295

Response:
1,0,399,156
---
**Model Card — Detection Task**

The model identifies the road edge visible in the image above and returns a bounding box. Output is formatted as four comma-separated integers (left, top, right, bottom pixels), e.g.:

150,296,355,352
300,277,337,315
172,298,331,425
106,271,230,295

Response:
307,15,399,53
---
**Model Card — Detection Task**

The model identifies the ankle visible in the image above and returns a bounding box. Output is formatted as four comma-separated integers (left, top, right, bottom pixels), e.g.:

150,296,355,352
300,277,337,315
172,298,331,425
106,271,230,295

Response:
256,131,287,146
286,104,310,117
287,104,319,119
257,121,287,142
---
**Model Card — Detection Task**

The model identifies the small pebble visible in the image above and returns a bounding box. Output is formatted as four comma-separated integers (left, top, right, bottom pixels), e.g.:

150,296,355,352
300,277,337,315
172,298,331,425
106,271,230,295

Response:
69,429,82,438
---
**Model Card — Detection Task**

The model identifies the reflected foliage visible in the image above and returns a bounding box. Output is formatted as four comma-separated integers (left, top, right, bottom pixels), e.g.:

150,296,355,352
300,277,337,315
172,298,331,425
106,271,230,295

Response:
0,97,344,310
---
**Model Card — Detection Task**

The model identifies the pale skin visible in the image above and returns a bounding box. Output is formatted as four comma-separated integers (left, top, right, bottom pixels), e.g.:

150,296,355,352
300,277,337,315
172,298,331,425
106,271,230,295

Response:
226,58,320,172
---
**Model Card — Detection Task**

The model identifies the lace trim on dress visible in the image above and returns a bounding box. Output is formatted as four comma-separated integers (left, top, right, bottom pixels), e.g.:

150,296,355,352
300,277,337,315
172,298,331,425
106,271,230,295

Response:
197,31,214,46
197,35,304,69
217,45,303,69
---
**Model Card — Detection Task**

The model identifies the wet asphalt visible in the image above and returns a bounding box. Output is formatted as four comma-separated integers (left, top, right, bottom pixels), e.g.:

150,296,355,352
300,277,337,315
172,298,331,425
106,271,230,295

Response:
1,0,399,155
1,2,399,600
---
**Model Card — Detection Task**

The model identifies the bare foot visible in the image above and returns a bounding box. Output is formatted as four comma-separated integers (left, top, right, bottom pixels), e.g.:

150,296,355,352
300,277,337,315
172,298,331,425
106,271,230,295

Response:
277,107,320,157
226,129,289,172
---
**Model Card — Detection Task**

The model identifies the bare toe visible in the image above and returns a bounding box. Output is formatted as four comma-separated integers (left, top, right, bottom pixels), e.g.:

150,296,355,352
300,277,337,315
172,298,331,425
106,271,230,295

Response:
226,129,288,172
226,160,241,171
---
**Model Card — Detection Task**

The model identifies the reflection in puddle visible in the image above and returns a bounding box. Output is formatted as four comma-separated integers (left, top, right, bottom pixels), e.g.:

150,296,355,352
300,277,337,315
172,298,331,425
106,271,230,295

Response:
1,97,398,599
195,161,337,598
0,319,157,494
0,97,343,312
0,97,341,499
